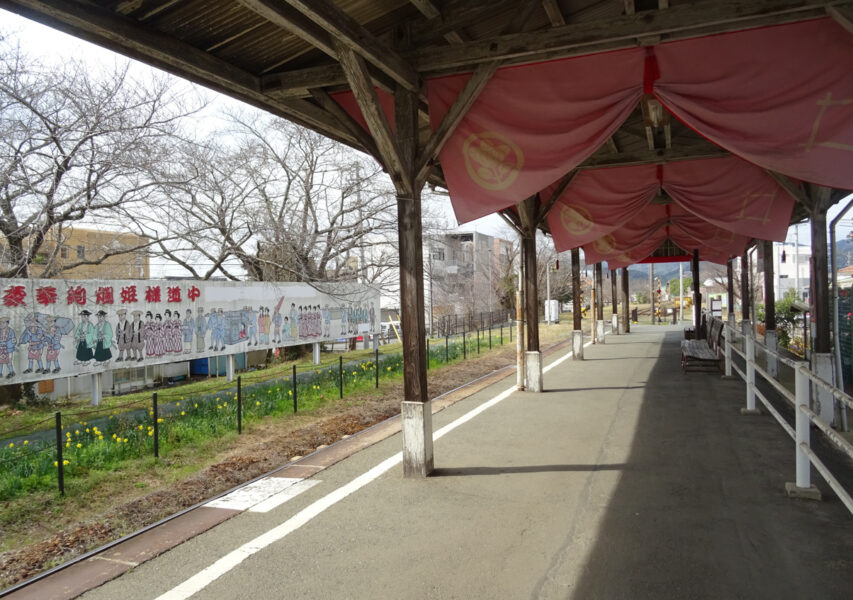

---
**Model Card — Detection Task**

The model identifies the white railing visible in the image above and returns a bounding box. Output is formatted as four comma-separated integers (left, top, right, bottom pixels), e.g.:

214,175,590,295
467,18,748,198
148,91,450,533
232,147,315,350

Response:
721,318,853,515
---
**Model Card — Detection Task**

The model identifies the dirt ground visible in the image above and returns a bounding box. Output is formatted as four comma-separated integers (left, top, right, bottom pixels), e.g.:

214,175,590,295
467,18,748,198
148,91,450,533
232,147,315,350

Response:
0,334,569,589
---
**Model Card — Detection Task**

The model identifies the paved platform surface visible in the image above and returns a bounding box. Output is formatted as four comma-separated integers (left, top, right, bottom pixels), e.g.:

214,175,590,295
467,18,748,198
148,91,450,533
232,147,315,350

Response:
68,325,852,600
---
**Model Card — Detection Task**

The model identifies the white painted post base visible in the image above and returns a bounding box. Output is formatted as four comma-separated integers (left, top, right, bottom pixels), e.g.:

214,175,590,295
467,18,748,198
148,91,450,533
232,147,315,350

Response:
525,351,543,392
813,353,835,425
572,330,584,360
596,320,606,344
401,400,434,478
312,342,321,365
362,334,370,350
741,320,751,336
225,355,235,382
90,373,102,406
611,314,619,335
765,330,778,379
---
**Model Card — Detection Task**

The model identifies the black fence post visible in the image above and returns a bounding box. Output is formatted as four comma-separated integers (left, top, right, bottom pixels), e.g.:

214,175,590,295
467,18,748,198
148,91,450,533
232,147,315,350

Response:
237,376,242,434
292,365,298,413
445,335,449,363
500,324,503,345
375,347,379,388
477,328,480,354
153,392,159,459
489,326,492,349
339,355,343,399
55,411,64,496
463,330,467,359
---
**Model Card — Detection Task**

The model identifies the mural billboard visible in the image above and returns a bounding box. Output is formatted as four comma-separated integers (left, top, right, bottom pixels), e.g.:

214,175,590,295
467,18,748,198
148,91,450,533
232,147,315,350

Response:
0,278,380,384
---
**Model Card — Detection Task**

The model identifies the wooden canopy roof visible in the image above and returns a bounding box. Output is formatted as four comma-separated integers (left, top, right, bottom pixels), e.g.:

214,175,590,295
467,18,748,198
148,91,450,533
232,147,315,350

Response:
4,0,851,259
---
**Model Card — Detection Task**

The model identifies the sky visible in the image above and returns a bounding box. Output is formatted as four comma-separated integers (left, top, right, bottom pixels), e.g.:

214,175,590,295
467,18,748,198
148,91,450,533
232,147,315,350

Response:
2,9,850,265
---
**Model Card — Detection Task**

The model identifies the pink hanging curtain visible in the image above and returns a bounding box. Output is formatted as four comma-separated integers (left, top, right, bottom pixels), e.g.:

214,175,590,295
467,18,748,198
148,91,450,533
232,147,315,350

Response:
330,89,396,134
662,156,794,242
546,164,658,252
654,18,853,189
428,49,645,223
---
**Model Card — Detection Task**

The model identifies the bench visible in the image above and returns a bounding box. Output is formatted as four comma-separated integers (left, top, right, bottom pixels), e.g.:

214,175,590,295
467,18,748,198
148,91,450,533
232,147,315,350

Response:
681,318,725,372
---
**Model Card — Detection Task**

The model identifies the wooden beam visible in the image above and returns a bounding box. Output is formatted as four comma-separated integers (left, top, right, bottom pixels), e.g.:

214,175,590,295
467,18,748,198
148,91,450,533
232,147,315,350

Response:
409,0,466,43
237,0,336,56
415,60,497,188
538,170,578,224
542,0,566,26
578,145,730,169
605,136,619,154
827,4,853,33
765,169,813,212
659,0,671,8
624,0,636,15
280,0,421,93
335,42,408,193
1,0,363,147
309,88,383,162
499,209,523,234
407,0,840,73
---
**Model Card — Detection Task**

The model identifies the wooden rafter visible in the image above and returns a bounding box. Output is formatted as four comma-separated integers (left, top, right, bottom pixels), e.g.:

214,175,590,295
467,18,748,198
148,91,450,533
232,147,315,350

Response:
335,41,408,192
765,169,813,212
542,0,566,26
827,4,853,32
537,170,577,224
409,0,466,43
237,0,337,56
308,88,383,162
1,0,363,148
578,145,730,169
279,0,420,92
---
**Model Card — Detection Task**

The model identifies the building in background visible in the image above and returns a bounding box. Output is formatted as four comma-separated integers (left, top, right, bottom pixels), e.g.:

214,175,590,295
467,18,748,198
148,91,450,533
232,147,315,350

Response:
773,240,811,302
425,231,514,328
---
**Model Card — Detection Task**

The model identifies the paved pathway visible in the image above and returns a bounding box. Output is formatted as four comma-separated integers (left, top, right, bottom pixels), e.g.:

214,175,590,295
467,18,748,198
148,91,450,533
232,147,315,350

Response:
34,325,853,599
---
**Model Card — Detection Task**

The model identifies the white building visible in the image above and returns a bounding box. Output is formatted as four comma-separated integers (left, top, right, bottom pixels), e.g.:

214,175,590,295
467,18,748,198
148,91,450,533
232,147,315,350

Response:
773,241,811,302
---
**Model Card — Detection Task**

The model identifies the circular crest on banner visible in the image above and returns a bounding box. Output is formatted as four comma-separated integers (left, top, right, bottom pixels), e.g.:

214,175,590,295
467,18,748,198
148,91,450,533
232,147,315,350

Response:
559,204,595,236
462,131,524,191
592,233,617,255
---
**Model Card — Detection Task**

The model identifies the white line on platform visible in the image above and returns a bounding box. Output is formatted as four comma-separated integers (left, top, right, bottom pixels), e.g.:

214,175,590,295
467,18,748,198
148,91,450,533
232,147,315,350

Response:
248,479,320,513
155,340,594,600
204,477,304,512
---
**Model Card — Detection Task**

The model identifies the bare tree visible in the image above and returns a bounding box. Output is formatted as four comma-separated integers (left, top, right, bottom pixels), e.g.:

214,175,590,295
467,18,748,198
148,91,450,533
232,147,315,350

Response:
0,39,196,278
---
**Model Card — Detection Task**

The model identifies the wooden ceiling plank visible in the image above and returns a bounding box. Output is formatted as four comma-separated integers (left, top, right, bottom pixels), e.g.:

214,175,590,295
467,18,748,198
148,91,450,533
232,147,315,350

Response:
407,0,842,73
542,0,566,26
624,1,636,16
206,21,266,52
414,60,498,188
1,0,362,147
409,0,466,43
605,136,619,153
237,0,336,56
280,0,421,92
335,41,407,186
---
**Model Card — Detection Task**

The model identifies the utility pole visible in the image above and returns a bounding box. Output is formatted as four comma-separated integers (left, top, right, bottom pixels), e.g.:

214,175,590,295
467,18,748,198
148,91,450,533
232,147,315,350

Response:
679,262,684,322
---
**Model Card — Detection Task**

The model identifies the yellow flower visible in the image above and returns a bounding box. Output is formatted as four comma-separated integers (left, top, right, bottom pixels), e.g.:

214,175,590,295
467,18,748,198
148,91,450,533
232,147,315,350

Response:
98,436,103,440
75,430,79,435
66,432,71,438
180,396,184,401
23,440,28,445
256,401,260,406
7,442,13,448
85,428,90,433
217,405,222,409
157,418,164,423
181,411,185,416
194,403,198,408
54,461,58,467
63,459,69,466
352,371,357,375
223,402,227,407
123,438,128,443
65,442,70,448
138,425,144,430
176,401,180,407
387,366,392,371
76,443,82,448
148,431,153,436
288,390,292,396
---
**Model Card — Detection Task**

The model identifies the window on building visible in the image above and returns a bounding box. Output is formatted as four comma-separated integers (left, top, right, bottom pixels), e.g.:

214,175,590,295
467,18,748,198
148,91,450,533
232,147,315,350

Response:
60,246,69,259
432,248,445,261
76,245,85,259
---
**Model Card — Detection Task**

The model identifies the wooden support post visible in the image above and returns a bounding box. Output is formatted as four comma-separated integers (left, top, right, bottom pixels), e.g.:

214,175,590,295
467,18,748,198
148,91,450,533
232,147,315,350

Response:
741,249,750,326
692,249,701,332
594,263,604,321
621,268,630,333
763,241,776,331
811,201,830,354
727,257,735,326
610,269,618,315
649,263,655,325
572,248,582,331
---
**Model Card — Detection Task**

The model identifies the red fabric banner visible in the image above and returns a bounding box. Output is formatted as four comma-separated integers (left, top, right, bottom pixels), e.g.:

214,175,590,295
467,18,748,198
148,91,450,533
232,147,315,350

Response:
330,89,396,135
663,156,794,242
545,164,658,252
655,18,853,188
428,49,645,223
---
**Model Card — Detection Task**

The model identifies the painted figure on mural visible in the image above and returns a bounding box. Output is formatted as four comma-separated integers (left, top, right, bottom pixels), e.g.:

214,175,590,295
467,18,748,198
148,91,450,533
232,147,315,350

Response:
213,308,225,351
115,309,130,362
0,317,16,379
44,316,63,374
207,309,219,350
130,310,144,362
257,307,265,345
290,303,298,340
163,310,175,354
93,310,113,365
154,314,166,357
369,304,376,332
323,304,331,338
195,307,206,352
74,309,96,366
182,309,193,354
144,311,156,357
339,304,348,336
171,310,183,354
20,314,44,374
273,297,284,343
282,316,290,342
262,307,271,344
247,306,258,345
